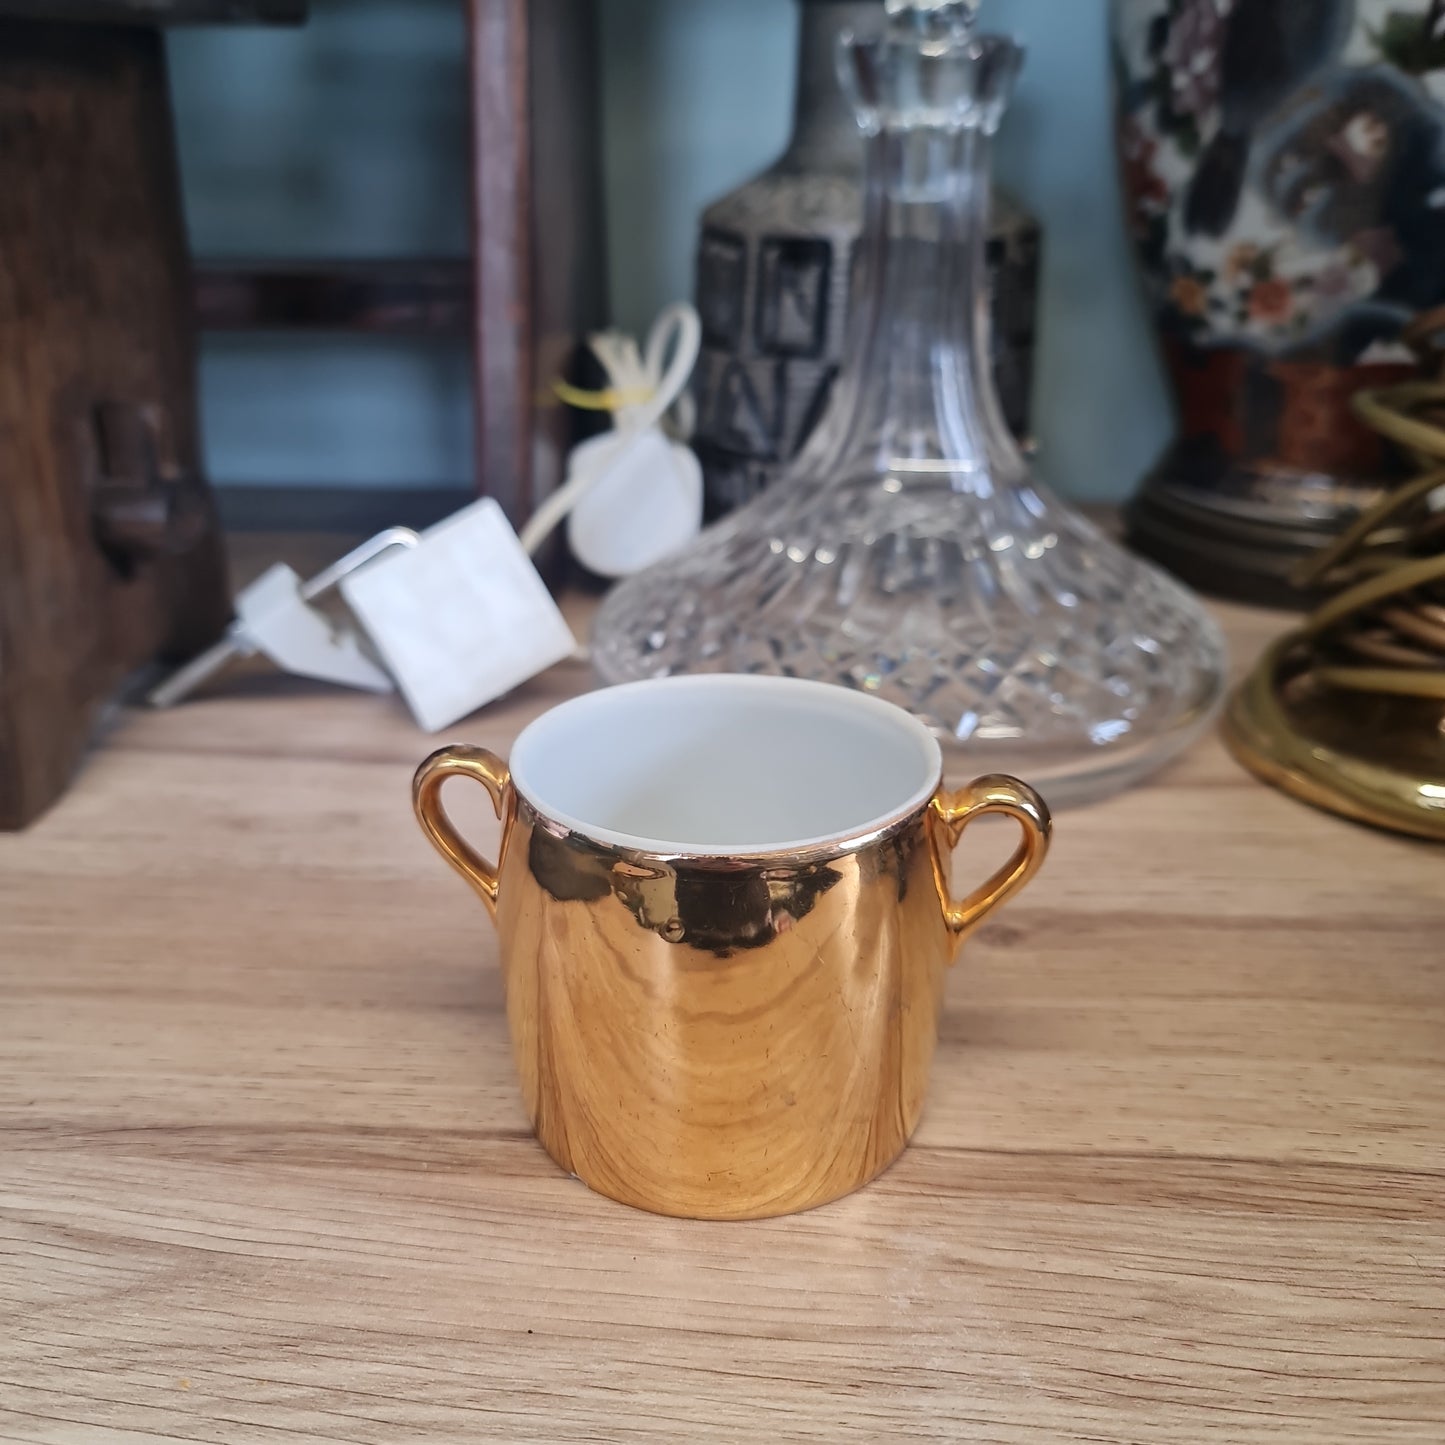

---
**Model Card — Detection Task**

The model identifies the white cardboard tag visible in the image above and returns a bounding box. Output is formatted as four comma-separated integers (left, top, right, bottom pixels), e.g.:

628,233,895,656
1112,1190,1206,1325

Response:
565,429,703,578
340,498,577,732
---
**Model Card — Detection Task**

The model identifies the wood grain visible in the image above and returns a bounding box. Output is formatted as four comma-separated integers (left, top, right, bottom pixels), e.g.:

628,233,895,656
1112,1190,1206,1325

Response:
1,537,1443,1440
0,19,231,828
468,0,606,534
193,260,472,335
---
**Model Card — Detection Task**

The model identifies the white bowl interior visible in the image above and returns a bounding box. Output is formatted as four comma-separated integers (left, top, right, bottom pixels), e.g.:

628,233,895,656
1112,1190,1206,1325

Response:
508,676,942,855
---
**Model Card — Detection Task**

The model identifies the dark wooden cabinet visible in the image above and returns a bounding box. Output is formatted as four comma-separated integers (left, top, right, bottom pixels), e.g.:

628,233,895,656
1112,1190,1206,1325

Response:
0,14,239,829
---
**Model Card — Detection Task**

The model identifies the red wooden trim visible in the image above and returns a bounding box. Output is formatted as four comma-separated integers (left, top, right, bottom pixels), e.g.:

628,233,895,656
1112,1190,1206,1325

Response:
193,260,471,334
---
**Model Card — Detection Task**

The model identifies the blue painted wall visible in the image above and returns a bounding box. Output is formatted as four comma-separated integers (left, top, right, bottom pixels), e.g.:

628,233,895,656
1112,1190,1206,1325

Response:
170,0,474,493
986,0,1173,502
170,0,1172,505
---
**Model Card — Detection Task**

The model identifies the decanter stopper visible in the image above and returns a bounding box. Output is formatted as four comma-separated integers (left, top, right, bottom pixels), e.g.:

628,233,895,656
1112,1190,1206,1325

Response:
841,0,1021,140
883,0,980,38
878,0,982,24
872,0,988,55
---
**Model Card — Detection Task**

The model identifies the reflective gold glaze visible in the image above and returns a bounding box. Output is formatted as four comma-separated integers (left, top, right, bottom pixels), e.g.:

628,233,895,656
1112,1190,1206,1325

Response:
1222,353,1445,842
1224,635,1445,842
413,748,1049,1220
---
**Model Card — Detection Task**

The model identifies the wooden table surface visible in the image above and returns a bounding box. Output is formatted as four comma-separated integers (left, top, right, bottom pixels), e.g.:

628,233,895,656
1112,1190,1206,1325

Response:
3,538,1443,1443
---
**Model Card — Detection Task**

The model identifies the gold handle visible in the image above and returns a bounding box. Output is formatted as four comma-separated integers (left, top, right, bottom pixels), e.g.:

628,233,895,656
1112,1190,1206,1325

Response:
412,746,512,919
929,774,1051,946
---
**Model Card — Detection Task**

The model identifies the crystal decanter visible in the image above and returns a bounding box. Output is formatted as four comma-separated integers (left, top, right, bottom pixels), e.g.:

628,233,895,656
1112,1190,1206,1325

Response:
592,1,1226,805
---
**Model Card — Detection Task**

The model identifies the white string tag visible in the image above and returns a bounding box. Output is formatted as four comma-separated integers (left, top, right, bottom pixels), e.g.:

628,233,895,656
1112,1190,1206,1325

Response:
520,303,704,577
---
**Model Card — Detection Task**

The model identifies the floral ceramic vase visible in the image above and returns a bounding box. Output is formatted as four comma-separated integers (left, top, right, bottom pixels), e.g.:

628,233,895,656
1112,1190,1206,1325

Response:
1114,0,1445,604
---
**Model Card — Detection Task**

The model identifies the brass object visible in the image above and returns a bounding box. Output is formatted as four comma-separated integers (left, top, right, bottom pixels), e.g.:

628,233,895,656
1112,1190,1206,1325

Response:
1224,310,1445,840
1224,635,1445,840
413,679,1050,1220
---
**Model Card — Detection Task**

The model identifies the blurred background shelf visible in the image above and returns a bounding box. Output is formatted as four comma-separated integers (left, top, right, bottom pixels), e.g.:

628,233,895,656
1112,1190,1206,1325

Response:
194,259,472,333
173,0,603,530
168,0,1172,528
192,260,477,528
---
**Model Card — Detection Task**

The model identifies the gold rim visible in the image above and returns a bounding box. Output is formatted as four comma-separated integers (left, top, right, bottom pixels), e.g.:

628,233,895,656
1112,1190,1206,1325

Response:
412,746,512,916
514,777,943,871
928,775,1052,942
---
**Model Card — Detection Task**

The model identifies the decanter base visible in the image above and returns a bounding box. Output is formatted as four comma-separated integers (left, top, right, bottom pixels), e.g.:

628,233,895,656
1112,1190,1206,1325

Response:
590,647,1225,811
931,699,1222,808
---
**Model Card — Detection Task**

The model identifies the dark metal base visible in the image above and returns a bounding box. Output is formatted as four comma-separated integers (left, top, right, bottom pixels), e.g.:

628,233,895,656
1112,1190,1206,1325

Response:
1126,449,1389,609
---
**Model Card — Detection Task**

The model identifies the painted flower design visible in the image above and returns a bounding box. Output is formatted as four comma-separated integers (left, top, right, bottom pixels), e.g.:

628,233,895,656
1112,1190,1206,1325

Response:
1170,275,1210,316
1247,278,1294,323
1224,242,1262,283
1120,118,1168,208
1312,263,1355,301
1368,2,1445,77
1161,0,1235,120
1329,109,1392,183
1351,227,1404,276
1119,117,1169,244
1116,0,1445,351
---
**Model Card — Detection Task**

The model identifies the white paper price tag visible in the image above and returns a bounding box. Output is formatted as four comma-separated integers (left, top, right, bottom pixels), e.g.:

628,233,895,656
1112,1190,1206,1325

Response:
340,498,576,733
565,429,703,578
